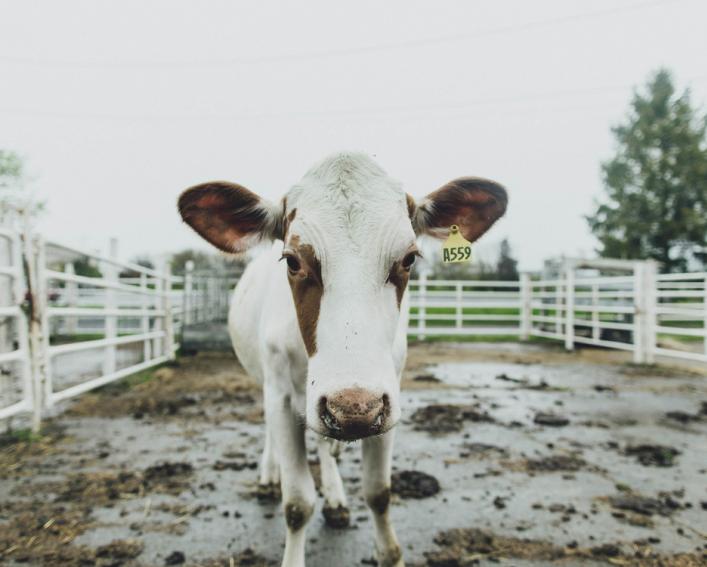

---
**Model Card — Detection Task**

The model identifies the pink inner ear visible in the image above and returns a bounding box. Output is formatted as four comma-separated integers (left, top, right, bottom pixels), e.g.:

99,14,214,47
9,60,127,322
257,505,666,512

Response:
423,178,507,242
178,182,267,253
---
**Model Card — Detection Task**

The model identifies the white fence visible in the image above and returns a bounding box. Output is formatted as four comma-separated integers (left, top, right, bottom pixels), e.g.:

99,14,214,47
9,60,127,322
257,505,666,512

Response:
409,264,707,366
0,226,237,430
2,230,705,432
0,228,33,424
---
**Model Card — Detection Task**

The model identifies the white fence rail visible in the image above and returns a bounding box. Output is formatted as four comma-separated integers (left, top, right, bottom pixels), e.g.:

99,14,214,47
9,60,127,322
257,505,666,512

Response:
2,226,705,432
0,225,237,430
409,266,706,366
0,228,34,425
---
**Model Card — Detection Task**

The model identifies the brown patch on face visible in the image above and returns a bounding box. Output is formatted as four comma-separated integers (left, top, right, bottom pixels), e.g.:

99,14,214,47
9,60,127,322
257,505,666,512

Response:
387,260,411,308
369,487,391,516
178,181,267,252
421,177,507,242
405,193,416,219
286,240,322,357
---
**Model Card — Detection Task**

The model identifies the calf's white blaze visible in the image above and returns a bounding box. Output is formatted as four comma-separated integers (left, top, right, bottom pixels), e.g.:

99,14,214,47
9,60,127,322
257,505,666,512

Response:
279,154,414,434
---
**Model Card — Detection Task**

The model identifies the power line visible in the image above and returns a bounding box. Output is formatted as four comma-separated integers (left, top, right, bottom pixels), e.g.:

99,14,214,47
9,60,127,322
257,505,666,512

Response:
0,80,675,122
1,73,704,123
0,0,684,69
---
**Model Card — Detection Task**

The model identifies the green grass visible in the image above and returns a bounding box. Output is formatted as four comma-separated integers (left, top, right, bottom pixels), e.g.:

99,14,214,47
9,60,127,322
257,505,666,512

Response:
50,332,150,346
95,368,158,394
0,428,44,447
409,306,520,328
407,334,558,345
410,306,518,315
51,333,105,345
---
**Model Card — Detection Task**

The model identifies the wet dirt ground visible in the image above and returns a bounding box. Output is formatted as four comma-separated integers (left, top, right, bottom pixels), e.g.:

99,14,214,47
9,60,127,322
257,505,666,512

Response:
1,343,706,566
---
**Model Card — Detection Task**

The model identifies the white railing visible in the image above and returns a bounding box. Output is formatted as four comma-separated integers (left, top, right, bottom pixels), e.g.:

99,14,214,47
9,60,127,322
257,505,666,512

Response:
0,228,35,427
409,265,706,366
408,276,523,339
39,238,179,406
0,225,239,430
653,272,707,363
3,227,705,432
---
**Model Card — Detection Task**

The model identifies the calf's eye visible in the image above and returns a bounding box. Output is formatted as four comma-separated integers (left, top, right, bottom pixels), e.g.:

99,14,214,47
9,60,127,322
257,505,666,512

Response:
401,252,417,270
286,256,301,274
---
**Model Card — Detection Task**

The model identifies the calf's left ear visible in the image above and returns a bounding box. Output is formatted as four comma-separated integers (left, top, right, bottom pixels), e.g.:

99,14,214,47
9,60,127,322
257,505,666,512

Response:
410,177,507,242
178,181,282,253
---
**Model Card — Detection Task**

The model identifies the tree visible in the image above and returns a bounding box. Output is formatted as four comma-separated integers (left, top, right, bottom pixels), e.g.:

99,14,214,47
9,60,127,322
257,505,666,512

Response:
0,150,43,221
587,69,707,272
170,248,245,276
120,256,155,278
495,238,518,280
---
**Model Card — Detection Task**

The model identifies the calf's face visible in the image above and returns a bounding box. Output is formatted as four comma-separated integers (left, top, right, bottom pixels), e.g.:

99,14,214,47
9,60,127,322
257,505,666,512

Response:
179,154,506,440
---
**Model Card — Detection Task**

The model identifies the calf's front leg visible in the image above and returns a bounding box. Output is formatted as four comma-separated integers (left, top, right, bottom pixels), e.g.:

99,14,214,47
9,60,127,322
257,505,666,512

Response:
257,384,280,499
266,382,316,567
317,438,350,528
362,430,404,567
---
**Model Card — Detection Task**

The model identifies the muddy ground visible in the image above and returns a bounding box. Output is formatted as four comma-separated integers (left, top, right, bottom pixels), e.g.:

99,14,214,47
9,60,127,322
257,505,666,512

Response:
1,342,706,566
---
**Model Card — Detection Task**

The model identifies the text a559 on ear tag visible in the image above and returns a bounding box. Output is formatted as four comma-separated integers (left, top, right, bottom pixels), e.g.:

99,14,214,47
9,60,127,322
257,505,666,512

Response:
442,225,472,264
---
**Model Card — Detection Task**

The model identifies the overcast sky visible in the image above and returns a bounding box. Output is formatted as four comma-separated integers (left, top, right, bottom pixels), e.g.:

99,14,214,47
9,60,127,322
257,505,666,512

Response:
1,0,706,270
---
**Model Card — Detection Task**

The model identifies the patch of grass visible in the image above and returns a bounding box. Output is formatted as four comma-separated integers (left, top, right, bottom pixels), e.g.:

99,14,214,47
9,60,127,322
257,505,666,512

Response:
409,335,518,343
410,307,519,316
0,428,44,448
95,368,158,394
51,333,105,345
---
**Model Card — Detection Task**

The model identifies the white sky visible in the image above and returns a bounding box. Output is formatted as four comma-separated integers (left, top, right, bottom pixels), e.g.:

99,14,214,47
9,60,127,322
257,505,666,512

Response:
1,0,706,270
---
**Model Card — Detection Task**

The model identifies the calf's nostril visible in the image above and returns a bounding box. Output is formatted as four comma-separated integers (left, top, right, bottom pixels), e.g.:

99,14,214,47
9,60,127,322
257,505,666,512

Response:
319,396,342,432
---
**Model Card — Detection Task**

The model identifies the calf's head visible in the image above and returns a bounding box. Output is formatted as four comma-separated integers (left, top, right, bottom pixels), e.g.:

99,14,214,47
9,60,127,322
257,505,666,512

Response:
179,153,506,440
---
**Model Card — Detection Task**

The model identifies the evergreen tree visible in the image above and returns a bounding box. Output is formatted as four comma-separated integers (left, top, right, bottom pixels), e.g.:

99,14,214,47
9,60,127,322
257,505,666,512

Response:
496,238,518,280
587,69,707,272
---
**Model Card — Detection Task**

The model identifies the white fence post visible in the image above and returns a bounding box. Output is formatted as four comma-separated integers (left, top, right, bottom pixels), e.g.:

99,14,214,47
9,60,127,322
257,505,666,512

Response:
564,265,575,351
520,272,531,340
591,283,600,341
36,236,53,410
162,260,176,360
455,281,462,330
140,272,151,363
418,272,427,341
184,260,194,325
554,281,562,337
11,229,33,426
644,261,657,365
65,262,77,336
633,262,645,364
103,238,118,378
704,274,707,358
22,217,45,432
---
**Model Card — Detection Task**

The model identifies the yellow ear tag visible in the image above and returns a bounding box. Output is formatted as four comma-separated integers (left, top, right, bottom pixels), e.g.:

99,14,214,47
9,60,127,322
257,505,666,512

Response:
442,225,472,263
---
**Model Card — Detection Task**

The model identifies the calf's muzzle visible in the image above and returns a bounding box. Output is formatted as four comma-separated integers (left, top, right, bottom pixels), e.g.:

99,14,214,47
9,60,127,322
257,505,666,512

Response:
319,388,389,440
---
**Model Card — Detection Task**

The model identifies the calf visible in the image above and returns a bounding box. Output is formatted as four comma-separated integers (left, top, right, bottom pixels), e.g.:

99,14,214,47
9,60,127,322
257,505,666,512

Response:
178,152,506,567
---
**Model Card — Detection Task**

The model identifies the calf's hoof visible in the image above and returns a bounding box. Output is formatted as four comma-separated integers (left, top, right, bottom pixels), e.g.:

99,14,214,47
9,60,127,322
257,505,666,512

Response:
322,504,350,528
255,482,281,503
379,546,404,567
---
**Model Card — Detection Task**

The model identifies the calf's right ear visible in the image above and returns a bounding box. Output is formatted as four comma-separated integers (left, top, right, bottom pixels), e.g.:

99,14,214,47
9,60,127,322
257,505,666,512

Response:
178,182,283,253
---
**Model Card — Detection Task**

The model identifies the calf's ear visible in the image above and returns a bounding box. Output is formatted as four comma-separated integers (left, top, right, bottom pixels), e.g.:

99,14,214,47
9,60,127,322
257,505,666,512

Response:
178,182,283,253
410,177,507,242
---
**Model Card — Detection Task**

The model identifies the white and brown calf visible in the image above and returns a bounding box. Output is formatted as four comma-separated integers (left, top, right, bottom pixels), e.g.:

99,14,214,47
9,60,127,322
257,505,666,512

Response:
178,152,507,567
